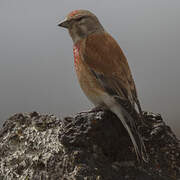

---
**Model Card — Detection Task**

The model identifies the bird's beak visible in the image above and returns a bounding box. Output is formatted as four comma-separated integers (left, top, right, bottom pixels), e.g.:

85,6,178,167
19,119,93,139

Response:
58,18,70,28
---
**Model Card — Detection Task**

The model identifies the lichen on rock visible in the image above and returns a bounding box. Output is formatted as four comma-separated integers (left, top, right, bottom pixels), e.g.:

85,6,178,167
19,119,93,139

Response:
0,110,179,179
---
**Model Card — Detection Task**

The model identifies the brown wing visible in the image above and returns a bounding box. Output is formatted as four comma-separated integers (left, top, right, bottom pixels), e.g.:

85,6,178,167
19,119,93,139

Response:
82,32,141,112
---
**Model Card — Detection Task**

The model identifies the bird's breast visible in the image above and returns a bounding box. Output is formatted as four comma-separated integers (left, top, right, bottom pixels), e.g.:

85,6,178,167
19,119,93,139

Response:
73,45,80,71
73,44,105,106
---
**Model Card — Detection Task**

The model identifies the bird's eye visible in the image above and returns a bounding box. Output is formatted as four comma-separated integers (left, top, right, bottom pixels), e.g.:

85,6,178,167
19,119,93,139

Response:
76,17,84,21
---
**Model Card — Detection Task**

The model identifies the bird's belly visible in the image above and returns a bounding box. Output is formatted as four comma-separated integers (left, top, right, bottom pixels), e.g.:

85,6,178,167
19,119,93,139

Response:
75,61,104,106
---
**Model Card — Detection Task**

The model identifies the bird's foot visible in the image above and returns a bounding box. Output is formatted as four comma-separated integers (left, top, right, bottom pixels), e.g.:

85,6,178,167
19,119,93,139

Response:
89,105,104,113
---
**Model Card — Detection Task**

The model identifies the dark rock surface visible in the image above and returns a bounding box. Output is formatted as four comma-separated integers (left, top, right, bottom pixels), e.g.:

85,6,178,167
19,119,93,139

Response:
0,110,180,180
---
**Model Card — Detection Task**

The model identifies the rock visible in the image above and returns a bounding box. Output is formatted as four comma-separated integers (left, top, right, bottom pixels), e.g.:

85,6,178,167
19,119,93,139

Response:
0,110,179,180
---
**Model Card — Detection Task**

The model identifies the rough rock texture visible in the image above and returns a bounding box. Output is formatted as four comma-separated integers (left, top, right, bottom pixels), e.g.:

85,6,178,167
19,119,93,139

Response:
0,110,180,180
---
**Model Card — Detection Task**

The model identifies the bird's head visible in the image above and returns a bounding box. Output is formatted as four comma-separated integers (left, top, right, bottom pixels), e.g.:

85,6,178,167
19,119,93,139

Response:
58,10,104,44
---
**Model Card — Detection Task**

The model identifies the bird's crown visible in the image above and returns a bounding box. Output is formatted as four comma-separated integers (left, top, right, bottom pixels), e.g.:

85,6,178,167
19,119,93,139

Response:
66,10,95,20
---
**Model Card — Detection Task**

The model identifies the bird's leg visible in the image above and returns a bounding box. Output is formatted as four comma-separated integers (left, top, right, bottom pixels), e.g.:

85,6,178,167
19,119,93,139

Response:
89,105,105,113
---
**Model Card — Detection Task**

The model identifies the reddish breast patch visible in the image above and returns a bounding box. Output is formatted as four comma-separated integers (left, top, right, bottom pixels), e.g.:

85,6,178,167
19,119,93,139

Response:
73,45,80,70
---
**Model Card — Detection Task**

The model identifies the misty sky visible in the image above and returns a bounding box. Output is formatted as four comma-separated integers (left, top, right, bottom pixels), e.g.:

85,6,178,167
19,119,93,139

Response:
0,0,180,136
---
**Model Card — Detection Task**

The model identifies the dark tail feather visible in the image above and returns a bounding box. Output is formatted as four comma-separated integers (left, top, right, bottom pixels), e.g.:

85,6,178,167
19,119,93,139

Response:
110,103,148,162
129,117,148,162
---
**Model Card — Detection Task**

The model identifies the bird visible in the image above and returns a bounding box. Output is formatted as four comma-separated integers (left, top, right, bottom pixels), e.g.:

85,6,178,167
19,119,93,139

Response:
58,10,147,162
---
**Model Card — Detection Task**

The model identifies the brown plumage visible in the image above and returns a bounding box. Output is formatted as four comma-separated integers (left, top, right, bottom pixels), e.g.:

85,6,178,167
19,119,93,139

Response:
58,10,147,162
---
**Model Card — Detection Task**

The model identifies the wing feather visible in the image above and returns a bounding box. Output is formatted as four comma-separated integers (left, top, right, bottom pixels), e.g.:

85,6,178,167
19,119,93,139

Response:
83,32,139,111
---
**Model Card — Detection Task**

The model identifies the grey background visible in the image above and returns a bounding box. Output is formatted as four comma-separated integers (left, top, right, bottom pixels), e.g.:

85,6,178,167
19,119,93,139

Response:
0,0,180,136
